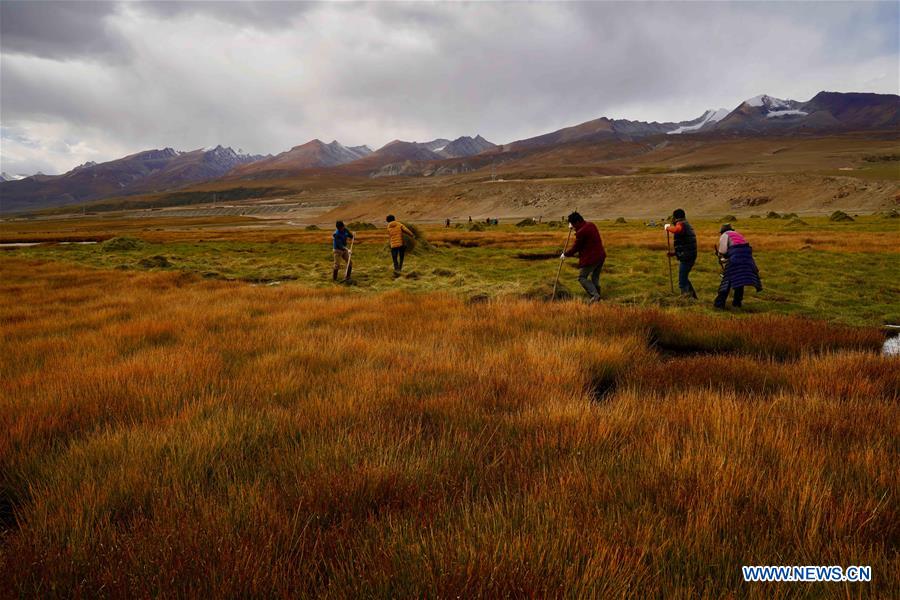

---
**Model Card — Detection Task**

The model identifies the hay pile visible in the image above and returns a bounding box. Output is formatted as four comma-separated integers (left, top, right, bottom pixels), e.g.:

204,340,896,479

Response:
138,255,172,269
102,237,143,252
349,222,377,231
520,281,574,301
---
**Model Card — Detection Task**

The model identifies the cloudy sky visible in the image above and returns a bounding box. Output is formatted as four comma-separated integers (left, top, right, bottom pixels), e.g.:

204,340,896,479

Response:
1,1,897,175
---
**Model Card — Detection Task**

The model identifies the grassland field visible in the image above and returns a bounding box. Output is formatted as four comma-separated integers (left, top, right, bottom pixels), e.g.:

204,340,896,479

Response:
3,214,898,325
1,212,898,597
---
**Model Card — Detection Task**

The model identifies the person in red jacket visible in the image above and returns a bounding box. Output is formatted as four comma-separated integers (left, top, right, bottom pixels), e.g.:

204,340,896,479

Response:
563,211,607,303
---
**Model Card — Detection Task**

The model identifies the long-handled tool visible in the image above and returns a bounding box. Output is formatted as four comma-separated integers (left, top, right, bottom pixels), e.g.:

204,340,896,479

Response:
552,226,573,300
665,229,674,293
343,236,354,281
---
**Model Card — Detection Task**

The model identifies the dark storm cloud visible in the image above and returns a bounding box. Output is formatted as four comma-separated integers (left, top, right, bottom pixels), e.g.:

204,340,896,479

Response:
1,1,897,176
132,1,319,30
0,1,129,60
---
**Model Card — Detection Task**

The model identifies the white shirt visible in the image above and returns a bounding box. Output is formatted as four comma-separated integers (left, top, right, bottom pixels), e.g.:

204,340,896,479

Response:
718,233,731,255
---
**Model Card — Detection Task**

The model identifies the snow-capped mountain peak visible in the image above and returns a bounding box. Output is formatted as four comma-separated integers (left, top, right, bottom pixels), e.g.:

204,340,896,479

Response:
745,94,791,110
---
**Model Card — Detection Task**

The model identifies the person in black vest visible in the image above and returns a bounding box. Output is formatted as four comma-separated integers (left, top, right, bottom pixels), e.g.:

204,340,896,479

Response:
664,208,698,298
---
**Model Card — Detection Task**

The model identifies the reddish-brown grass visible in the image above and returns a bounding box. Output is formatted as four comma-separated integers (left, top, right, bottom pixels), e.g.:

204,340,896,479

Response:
1,259,897,597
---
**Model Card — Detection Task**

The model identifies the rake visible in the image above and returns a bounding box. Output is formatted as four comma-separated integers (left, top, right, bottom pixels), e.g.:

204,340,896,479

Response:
552,226,573,300
344,235,354,281
666,229,674,293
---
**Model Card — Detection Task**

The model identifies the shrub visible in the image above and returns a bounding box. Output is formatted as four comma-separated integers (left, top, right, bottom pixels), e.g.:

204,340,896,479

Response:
468,223,484,232
721,215,737,222
304,224,320,231
884,208,899,219
766,211,781,219
615,217,627,224
829,210,854,222
516,218,538,227
781,212,798,219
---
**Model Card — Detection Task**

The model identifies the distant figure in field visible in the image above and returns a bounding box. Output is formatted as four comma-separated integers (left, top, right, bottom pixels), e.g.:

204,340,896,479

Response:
664,209,698,298
445,218,451,228
386,214,414,273
468,216,472,223
563,211,606,304
332,221,354,281
714,223,762,309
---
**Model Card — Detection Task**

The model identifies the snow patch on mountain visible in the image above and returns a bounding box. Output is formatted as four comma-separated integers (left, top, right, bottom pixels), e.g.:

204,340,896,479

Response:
766,109,808,118
667,108,730,135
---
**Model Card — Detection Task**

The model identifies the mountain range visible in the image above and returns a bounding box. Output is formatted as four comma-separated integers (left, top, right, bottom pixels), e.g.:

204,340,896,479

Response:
0,146,264,212
1,91,897,213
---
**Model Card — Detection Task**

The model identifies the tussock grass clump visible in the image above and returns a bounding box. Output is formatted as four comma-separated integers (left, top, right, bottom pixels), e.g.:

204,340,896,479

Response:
829,210,855,222
304,224,320,230
765,211,781,219
468,222,485,232
0,261,897,597
102,237,143,251
515,218,538,227
721,215,737,222
614,217,627,224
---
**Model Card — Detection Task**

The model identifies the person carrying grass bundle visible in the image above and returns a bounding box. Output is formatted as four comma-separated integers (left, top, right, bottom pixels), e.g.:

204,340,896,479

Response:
385,214,414,273
331,221,354,281
714,223,762,309
563,211,606,304
664,208,698,298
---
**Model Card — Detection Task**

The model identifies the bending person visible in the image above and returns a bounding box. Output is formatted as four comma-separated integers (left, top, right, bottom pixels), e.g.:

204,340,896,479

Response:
714,223,762,309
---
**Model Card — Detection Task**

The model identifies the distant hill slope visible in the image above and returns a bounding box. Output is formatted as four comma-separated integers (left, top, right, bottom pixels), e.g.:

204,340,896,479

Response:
0,146,264,213
230,139,372,178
